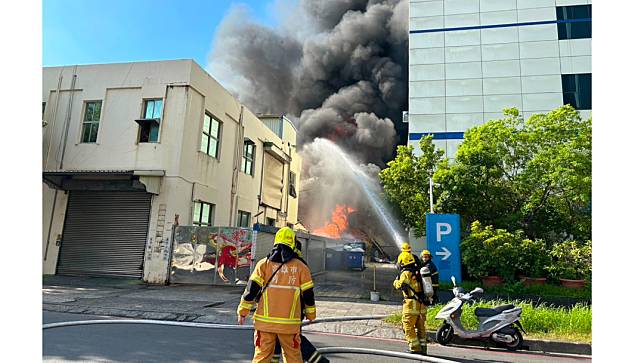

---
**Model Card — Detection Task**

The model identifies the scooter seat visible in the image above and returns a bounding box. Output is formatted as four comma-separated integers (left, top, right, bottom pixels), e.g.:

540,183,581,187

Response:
474,304,515,317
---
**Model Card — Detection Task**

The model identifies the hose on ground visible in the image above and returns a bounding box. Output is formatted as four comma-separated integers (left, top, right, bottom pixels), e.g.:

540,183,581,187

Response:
317,347,459,363
42,314,388,330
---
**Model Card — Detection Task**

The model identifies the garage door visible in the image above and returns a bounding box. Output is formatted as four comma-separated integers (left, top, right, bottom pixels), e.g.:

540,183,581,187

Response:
57,191,152,278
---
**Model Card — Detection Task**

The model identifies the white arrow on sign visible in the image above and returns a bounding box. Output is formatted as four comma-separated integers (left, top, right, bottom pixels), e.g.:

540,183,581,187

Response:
436,247,452,261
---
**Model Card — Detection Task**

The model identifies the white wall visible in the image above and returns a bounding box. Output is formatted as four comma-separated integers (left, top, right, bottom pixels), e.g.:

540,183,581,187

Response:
408,0,592,158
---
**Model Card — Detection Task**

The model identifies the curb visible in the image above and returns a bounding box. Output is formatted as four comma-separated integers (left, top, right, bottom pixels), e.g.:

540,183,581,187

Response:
427,331,592,356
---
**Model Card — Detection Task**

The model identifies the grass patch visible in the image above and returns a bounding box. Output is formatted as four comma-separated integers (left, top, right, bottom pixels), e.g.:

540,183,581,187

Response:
384,300,592,344
438,280,591,299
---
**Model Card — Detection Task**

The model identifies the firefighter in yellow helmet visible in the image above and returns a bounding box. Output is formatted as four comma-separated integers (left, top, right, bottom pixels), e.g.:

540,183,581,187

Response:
396,242,420,272
238,227,316,363
393,251,428,355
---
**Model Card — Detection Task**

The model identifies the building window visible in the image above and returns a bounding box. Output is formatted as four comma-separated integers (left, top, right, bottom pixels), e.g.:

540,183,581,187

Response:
288,171,297,198
241,140,255,175
287,223,294,229
201,113,221,158
557,5,591,40
193,201,214,227
138,99,163,143
237,210,251,227
81,101,102,143
266,217,276,227
562,74,591,110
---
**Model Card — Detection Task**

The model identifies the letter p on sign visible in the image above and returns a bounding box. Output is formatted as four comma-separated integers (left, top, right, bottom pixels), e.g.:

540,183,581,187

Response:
436,222,451,242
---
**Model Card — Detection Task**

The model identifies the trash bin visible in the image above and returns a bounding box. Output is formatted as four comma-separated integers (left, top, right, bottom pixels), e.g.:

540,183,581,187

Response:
325,246,347,270
346,247,365,271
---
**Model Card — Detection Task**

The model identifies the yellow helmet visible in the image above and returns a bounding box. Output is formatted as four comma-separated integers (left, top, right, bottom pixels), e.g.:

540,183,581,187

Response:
421,249,431,257
274,226,296,250
398,252,416,267
401,242,411,252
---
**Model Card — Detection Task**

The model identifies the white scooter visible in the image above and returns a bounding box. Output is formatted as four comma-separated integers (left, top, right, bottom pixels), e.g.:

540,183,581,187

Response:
434,277,526,350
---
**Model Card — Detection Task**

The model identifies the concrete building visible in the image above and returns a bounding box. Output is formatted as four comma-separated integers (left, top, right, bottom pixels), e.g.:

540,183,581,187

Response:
42,60,301,283
407,0,592,158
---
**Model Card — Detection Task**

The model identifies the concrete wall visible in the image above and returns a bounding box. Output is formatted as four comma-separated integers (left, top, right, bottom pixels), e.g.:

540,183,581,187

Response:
42,60,302,283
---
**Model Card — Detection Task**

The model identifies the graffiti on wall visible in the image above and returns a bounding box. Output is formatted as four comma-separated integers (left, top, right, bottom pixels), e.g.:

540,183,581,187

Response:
170,226,254,285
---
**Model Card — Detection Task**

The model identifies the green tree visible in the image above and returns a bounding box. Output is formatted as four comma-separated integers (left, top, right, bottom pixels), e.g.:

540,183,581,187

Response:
379,135,444,237
434,105,591,243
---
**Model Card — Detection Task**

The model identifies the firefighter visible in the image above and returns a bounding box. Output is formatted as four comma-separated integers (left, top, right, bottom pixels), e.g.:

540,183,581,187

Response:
420,250,440,304
396,242,421,271
272,239,328,363
238,227,316,363
393,252,428,355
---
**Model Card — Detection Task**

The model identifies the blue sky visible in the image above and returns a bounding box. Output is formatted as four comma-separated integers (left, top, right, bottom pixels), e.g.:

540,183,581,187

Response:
43,0,275,67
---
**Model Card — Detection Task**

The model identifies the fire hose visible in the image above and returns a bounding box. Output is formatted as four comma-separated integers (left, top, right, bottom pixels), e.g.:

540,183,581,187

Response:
43,315,460,362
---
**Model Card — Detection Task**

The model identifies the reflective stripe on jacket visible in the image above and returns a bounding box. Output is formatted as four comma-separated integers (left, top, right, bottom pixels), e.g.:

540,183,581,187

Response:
239,257,315,334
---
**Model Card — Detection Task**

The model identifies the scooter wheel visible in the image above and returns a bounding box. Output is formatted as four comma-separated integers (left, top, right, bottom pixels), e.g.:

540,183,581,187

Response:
503,327,523,351
436,323,454,345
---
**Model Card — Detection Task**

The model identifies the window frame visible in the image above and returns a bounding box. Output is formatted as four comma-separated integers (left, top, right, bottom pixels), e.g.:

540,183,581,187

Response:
241,140,256,176
200,112,222,159
561,73,592,110
138,98,164,143
80,100,103,143
556,5,591,40
192,201,215,227
236,210,251,228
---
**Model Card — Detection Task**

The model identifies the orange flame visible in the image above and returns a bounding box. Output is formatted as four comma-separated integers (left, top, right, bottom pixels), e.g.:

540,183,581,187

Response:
313,204,356,239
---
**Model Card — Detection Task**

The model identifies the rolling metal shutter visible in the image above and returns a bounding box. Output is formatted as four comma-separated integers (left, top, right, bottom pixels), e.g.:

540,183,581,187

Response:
57,191,152,278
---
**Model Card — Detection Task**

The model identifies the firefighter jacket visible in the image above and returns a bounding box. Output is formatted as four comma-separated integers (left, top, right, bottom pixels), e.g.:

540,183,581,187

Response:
238,255,316,334
393,269,427,316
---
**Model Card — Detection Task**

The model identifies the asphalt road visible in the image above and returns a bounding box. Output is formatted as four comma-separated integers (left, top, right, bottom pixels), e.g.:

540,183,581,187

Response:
43,312,591,363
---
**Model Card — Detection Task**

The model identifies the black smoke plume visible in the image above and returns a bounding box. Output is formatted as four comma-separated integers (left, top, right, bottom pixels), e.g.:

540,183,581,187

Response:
209,0,408,164
209,0,409,244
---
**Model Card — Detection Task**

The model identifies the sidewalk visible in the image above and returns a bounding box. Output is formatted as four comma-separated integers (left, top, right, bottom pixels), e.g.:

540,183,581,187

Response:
42,275,403,337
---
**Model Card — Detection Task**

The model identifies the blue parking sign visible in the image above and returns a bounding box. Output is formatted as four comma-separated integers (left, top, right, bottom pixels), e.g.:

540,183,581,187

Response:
426,214,462,283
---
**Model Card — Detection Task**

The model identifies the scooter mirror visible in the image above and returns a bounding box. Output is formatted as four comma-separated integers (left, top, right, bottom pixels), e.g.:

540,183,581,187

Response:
451,276,456,286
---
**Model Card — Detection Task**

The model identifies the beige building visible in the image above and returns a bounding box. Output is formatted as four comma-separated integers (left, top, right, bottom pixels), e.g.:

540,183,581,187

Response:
42,60,301,283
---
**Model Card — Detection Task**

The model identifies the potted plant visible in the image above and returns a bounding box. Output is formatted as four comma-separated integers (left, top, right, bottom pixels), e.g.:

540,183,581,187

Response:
462,222,519,286
517,238,551,286
547,241,591,288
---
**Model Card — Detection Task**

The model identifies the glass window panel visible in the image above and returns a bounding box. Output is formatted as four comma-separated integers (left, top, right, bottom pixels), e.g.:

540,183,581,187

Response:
201,134,209,153
81,124,91,143
193,202,202,225
93,102,102,121
153,100,163,119
84,103,92,121
150,124,159,142
203,115,211,133
201,204,210,225
211,121,220,138
145,101,155,119
89,123,98,142
208,137,217,157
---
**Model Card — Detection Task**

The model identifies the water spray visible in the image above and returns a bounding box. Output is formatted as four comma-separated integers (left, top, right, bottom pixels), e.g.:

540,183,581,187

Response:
314,138,406,249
